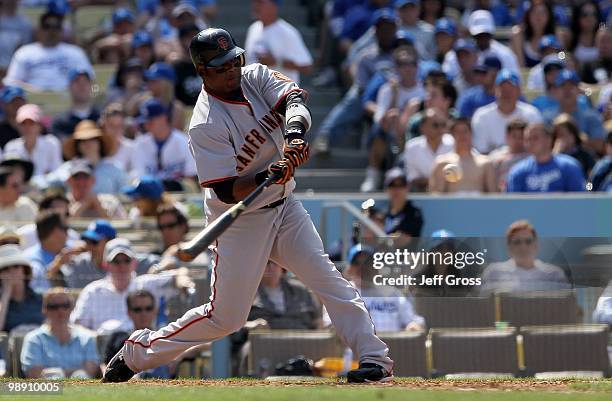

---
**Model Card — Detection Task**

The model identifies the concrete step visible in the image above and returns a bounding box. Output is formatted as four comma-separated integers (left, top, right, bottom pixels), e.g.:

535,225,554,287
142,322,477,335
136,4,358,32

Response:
302,148,368,169
294,169,365,192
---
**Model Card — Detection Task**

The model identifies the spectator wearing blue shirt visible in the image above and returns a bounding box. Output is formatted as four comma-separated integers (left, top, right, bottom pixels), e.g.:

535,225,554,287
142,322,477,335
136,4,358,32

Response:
396,0,435,61
456,55,501,118
588,131,612,192
507,123,585,192
21,287,100,378
433,17,456,65
449,38,479,93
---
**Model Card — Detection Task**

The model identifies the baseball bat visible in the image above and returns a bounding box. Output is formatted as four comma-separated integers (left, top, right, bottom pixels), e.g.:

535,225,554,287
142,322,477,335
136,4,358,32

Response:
176,172,281,262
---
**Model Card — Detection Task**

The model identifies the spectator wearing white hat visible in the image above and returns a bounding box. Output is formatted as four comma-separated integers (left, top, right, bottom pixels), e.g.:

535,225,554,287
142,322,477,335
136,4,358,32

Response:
0,166,37,222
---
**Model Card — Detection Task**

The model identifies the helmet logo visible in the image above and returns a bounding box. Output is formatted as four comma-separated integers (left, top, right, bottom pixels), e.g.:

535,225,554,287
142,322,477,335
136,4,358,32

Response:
218,37,230,50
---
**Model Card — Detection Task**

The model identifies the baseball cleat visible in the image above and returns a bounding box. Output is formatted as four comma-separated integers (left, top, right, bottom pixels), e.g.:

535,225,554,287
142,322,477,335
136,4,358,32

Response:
347,363,393,383
102,350,135,383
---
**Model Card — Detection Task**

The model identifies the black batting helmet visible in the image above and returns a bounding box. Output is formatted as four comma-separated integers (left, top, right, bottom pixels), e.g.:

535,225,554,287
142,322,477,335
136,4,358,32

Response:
189,28,245,68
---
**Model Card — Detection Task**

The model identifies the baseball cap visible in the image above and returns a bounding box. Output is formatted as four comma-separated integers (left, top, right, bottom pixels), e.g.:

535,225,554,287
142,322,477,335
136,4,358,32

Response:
434,18,457,36
15,104,42,124
454,38,477,53
418,60,444,81
394,30,415,46
0,153,34,182
430,229,455,248
172,2,198,18
0,226,20,244
542,53,565,72
81,219,117,242
68,160,93,177
347,244,375,265
0,244,31,271
68,68,94,83
47,0,69,15
372,8,399,26
144,62,176,82
555,69,579,86
395,0,420,8
495,69,520,86
122,175,164,200
468,10,495,36
539,34,561,51
138,98,168,123
112,8,134,25
0,86,26,103
473,55,502,72
104,238,136,263
132,30,153,49
384,167,408,188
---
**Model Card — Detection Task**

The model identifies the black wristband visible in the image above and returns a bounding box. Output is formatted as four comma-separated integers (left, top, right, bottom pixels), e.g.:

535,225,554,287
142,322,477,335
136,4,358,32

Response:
285,121,306,142
255,170,269,185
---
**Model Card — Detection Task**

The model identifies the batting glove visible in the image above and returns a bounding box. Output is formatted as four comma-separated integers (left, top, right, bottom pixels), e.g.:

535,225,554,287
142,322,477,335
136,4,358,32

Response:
283,138,310,169
268,159,295,185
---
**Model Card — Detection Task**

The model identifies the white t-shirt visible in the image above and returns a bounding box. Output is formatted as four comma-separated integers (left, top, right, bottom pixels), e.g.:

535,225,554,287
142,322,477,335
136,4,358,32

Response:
0,196,37,222
443,40,520,79
132,129,197,181
4,135,63,177
70,272,177,331
374,82,425,124
479,259,570,295
4,42,92,91
471,102,543,154
106,137,136,177
244,19,313,84
17,224,79,250
403,134,455,181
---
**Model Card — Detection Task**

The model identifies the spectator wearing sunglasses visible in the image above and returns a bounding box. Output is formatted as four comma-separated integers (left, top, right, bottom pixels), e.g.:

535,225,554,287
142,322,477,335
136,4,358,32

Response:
4,11,92,92
479,220,570,295
382,168,423,249
20,287,100,379
0,166,37,223
0,244,44,333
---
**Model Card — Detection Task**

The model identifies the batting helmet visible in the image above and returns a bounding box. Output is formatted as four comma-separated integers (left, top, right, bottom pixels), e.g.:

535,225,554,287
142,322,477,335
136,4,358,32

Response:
189,28,245,68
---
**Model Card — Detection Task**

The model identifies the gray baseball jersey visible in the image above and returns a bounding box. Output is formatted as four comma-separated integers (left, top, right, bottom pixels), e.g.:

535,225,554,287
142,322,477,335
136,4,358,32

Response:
120,63,394,376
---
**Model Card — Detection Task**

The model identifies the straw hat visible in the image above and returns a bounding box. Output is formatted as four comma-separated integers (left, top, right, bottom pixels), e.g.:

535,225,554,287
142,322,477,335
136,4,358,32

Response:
63,120,116,160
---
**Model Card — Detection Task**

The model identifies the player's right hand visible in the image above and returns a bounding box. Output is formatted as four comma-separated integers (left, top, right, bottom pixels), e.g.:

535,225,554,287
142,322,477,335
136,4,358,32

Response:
268,159,294,185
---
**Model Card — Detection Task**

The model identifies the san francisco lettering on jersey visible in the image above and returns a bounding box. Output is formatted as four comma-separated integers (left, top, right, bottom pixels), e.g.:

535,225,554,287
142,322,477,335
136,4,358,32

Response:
235,109,283,172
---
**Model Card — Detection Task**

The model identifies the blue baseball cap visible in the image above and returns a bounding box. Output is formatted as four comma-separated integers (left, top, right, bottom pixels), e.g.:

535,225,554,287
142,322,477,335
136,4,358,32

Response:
144,62,176,82
81,219,117,242
430,229,455,248
395,0,420,8
138,98,168,123
418,60,444,81
539,34,561,51
555,69,579,86
542,53,565,72
68,68,94,83
112,8,134,25
473,55,502,72
495,69,520,86
347,244,375,265
122,175,164,200
434,18,457,36
132,30,153,48
0,86,26,103
47,0,70,15
372,8,399,26
454,38,477,53
394,29,415,46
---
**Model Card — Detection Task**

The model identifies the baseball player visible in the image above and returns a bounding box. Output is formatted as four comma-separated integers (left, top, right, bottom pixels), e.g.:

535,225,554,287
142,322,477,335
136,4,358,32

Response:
103,28,393,383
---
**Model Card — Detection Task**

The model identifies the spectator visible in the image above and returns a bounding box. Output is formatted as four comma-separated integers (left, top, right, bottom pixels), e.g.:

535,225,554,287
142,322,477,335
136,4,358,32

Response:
51,69,101,140
0,244,44,333
507,123,585,192
130,31,156,69
526,36,564,92
420,0,444,26
139,62,186,131
248,261,323,329
91,8,135,64
0,226,20,247
592,280,612,325
552,113,596,177
581,25,612,84
4,104,62,177
510,2,556,68
20,287,100,379
17,187,79,250
396,0,435,61
430,117,497,193
433,17,456,65
100,103,135,173
480,220,570,294
71,238,194,332
489,118,530,191
132,99,197,190
402,108,454,191
0,166,37,222
245,0,313,84
569,1,601,68
47,220,117,289
171,24,203,107
448,38,479,93
62,121,126,194
588,131,612,192
107,57,147,108
154,204,189,256
0,86,26,150
0,153,34,190
404,75,457,139
455,55,501,119
471,69,542,154
530,53,567,121
553,69,605,153
361,48,424,191
65,162,127,219
4,11,92,91
382,168,423,248
339,244,424,331
144,0,181,42
0,0,33,74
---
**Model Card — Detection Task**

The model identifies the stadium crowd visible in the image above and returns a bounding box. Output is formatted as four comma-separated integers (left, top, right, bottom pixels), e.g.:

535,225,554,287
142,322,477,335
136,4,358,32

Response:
0,0,611,379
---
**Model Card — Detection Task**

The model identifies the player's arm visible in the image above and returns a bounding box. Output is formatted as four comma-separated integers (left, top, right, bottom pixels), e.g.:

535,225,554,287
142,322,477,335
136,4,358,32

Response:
210,163,294,203
277,91,312,169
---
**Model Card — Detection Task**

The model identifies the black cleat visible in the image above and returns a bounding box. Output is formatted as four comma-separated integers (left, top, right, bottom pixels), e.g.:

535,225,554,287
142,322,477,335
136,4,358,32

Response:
347,363,393,383
102,350,135,383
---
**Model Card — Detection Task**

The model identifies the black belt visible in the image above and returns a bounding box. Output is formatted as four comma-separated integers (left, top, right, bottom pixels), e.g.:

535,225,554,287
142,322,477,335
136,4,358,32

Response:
260,198,286,209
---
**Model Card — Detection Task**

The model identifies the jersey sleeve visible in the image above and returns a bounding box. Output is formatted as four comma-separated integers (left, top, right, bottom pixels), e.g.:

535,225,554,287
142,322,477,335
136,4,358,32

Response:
256,64,303,112
188,122,238,187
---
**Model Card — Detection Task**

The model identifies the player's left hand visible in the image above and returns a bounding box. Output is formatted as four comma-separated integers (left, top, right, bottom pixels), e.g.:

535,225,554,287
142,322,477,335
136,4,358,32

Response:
283,138,310,169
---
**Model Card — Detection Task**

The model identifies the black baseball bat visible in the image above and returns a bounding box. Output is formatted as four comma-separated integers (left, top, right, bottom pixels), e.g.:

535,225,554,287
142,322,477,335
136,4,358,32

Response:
177,172,281,262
